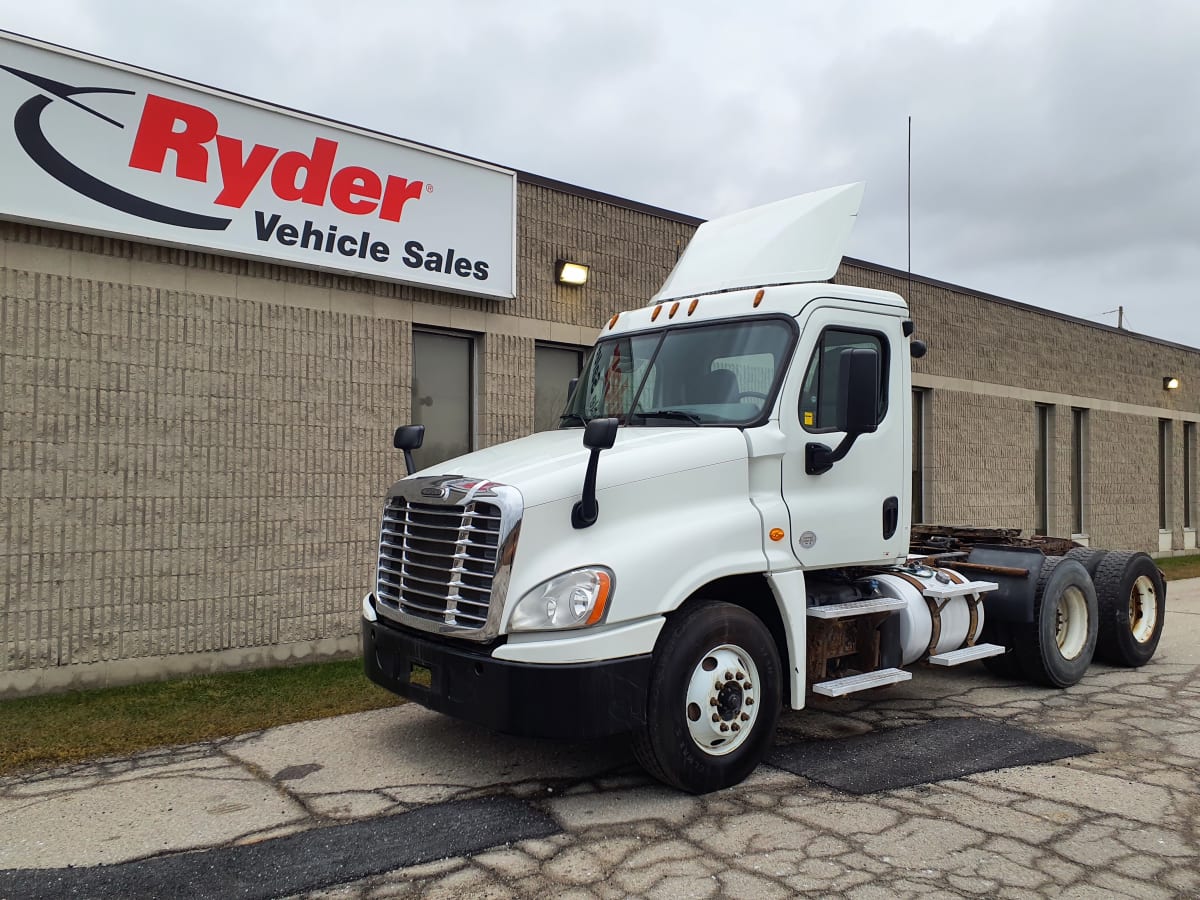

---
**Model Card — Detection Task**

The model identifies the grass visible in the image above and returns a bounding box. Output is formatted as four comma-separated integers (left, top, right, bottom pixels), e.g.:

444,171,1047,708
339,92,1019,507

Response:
0,658,403,777
1159,553,1200,581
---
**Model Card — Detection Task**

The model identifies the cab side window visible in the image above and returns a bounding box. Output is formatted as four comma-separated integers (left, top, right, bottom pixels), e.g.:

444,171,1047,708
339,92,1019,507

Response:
799,328,888,432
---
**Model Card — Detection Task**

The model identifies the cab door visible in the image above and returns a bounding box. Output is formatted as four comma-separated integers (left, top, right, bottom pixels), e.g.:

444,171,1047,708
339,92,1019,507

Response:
778,303,909,568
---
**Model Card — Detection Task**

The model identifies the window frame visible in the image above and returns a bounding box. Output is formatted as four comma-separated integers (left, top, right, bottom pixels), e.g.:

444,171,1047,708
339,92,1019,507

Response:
533,341,586,433
411,327,478,467
798,326,891,435
567,314,800,430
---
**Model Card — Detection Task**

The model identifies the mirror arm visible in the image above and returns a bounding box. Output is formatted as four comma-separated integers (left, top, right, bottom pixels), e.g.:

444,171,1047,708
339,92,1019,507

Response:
805,433,861,476
402,449,416,476
572,448,604,528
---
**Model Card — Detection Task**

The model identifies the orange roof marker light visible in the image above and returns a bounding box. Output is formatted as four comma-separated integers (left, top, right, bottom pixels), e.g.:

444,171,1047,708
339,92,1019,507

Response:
669,301,680,318
607,313,620,329
688,298,699,315
651,305,662,322
753,289,765,308
769,528,785,542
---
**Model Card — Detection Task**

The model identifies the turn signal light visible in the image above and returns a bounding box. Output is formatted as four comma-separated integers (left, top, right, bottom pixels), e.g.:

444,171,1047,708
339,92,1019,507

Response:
769,528,785,542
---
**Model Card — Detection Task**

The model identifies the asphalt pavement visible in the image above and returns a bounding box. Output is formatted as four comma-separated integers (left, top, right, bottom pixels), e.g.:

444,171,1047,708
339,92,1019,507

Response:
2,578,1198,899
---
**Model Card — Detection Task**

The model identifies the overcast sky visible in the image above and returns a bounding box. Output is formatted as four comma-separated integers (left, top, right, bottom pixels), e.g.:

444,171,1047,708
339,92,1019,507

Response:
4,0,1198,348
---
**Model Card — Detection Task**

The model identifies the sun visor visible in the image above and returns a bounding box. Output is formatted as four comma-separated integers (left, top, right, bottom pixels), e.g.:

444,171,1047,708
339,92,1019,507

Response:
653,182,865,302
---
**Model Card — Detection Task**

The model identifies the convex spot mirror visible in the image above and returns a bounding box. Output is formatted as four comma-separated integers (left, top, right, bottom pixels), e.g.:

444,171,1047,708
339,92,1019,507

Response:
583,417,618,450
836,347,880,436
393,425,425,476
393,425,425,450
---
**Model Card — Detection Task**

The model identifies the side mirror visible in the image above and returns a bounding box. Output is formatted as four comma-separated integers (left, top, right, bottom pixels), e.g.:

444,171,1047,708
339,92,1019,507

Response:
807,347,881,476
583,416,618,450
393,424,425,475
573,417,619,528
836,348,880,436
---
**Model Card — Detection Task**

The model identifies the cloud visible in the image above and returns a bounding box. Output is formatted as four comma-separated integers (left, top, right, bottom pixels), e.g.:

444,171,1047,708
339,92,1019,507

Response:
3,0,1198,346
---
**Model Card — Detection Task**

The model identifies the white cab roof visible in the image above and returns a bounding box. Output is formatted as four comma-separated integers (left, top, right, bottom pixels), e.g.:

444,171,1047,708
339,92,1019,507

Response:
653,182,865,302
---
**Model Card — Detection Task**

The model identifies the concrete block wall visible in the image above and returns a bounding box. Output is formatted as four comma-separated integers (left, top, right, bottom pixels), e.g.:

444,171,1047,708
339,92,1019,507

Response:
841,261,1200,553
0,182,696,695
1,179,1197,694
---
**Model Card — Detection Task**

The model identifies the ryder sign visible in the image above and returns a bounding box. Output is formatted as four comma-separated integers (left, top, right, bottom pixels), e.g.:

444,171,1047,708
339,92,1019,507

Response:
0,32,516,298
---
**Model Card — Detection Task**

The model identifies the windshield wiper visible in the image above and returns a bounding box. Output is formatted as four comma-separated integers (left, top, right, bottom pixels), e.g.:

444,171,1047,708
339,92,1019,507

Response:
559,412,587,426
630,409,703,426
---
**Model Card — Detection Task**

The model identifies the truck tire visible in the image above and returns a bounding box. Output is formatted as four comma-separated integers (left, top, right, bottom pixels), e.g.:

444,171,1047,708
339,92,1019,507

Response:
1092,551,1166,667
1013,556,1098,688
632,600,781,794
1065,547,1108,577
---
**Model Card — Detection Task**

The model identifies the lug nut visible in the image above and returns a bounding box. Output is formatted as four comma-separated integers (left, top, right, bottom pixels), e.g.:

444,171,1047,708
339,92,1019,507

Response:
746,697,755,706
743,682,753,691
724,671,733,680
740,712,750,721
736,671,745,680
712,713,719,722
709,697,718,706
731,723,740,732
719,723,729,732
715,681,723,690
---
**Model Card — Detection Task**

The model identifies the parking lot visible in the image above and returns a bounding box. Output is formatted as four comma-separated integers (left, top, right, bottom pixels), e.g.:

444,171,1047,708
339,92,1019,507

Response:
1,578,1197,899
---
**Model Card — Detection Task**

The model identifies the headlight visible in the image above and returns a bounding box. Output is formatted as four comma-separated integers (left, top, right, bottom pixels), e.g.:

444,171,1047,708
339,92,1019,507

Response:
509,567,614,632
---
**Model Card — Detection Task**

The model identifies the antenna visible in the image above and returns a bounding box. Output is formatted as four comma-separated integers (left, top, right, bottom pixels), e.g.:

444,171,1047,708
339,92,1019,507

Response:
1101,306,1125,329
907,115,912,276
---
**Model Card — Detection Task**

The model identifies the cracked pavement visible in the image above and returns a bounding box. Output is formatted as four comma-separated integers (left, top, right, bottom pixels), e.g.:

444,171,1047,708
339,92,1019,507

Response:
1,578,1197,898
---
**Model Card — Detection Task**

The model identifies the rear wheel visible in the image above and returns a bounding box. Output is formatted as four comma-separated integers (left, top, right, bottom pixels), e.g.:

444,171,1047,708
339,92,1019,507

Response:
1065,547,1108,577
632,600,781,794
1014,556,1098,687
1093,551,1166,667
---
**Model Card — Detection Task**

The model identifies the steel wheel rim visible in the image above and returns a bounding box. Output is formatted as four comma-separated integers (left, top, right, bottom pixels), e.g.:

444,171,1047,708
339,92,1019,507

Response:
685,644,760,756
1055,586,1089,660
1128,575,1158,644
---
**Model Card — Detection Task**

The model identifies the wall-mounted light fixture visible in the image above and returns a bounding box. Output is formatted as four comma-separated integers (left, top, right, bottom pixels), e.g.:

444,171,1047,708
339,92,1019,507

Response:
556,260,589,286
1164,376,1180,390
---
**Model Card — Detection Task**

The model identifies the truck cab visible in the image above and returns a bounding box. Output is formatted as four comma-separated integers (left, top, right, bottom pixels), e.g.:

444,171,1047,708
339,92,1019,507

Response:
362,184,1165,793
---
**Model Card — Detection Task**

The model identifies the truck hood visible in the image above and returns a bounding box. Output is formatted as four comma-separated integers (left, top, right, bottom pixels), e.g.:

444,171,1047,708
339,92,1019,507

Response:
405,428,749,508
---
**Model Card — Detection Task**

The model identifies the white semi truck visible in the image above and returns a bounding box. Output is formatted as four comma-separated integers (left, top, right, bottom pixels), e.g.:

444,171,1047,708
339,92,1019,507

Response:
362,184,1166,793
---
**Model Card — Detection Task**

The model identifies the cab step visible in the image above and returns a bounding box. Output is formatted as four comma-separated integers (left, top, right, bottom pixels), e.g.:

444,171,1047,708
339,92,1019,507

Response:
927,643,1006,666
812,668,912,697
922,579,999,600
807,597,908,619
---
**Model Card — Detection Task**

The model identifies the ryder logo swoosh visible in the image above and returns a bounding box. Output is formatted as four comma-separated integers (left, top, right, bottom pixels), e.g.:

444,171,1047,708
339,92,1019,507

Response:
1,65,232,231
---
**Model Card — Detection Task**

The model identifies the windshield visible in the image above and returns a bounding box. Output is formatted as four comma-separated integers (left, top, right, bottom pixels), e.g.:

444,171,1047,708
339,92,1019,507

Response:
561,317,796,427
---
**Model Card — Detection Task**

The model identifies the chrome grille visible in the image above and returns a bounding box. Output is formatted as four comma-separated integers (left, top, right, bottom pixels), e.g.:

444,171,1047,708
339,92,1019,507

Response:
376,495,505,632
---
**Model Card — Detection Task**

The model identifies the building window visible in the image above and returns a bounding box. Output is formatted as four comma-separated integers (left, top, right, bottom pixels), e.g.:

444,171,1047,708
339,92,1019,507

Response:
1035,404,1051,536
1186,423,1196,530
1070,408,1088,535
412,330,475,468
534,344,584,432
1159,419,1172,531
912,388,927,524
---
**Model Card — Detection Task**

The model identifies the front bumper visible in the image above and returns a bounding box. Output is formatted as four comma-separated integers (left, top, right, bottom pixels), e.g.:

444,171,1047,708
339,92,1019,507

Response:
363,611,652,740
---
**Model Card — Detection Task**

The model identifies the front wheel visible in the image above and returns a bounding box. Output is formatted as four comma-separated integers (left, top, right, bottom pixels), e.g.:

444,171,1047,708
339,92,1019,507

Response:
633,601,781,794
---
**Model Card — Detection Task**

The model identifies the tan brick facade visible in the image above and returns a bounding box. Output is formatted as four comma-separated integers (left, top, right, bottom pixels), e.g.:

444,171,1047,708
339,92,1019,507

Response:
2,181,1198,695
